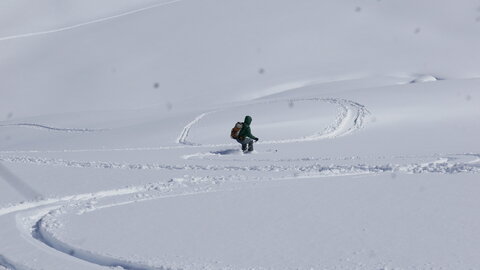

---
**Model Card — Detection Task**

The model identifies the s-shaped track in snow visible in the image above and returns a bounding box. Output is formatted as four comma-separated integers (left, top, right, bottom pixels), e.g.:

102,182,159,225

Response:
1,95,478,269
177,98,370,146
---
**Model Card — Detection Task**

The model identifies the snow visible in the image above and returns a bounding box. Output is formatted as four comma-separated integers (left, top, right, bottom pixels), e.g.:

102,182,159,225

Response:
1,0,480,269
50,174,480,270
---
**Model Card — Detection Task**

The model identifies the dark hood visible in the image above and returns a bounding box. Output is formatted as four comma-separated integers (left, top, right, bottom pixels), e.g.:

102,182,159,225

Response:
244,115,252,125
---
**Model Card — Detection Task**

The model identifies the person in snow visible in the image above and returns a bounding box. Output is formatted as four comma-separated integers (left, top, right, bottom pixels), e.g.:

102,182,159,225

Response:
237,115,259,152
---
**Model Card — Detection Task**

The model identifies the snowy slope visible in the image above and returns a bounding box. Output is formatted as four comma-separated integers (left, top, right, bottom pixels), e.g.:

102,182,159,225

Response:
1,0,480,269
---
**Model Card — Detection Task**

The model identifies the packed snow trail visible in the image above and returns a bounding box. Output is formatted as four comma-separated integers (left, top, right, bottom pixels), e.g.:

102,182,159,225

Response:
0,0,182,42
0,154,479,176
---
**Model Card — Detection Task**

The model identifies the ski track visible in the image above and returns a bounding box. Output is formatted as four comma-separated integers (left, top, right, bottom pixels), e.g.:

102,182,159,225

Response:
0,123,105,133
176,112,211,145
183,152,477,163
1,153,480,270
30,179,230,270
0,97,368,153
0,0,476,263
0,154,479,175
177,98,370,146
0,95,476,269
0,256,16,270
0,178,246,270
0,0,182,42
32,215,171,270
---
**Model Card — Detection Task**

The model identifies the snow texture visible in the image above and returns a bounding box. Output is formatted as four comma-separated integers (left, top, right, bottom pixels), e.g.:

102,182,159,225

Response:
1,0,480,269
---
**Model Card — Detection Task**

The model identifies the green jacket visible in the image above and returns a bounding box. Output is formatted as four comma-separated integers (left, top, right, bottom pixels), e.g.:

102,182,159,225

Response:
238,115,258,140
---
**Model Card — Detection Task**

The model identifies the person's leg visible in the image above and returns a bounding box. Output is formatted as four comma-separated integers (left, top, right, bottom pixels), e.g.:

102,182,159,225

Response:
236,139,247,151
242,138,254,152
247,140,254,152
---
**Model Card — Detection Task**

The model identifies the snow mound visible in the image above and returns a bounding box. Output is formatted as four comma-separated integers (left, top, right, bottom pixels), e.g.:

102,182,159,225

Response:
409,74,439,83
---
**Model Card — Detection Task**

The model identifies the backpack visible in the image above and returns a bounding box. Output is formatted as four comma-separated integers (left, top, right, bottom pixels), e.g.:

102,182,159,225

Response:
231,122,243,139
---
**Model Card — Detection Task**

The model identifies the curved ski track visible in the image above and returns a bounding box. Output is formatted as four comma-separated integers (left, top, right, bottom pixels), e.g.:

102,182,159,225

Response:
0,255,16,270
2,0,473,265
0,98,368,153
177,98,370,146
0,96,478,269
0,153,479,269
0,0,182,42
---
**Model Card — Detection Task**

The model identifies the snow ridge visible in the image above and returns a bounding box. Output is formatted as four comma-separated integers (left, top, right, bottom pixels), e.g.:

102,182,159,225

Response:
0,123,105,133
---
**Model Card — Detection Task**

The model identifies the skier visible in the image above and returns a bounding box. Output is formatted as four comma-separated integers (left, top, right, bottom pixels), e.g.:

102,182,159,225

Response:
236,115,259,152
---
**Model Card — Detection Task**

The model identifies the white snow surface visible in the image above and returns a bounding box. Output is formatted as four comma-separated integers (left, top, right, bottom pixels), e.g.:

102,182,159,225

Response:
1,0,480,269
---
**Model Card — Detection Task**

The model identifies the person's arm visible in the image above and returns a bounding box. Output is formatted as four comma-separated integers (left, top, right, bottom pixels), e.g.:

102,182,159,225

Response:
246,127,258,141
